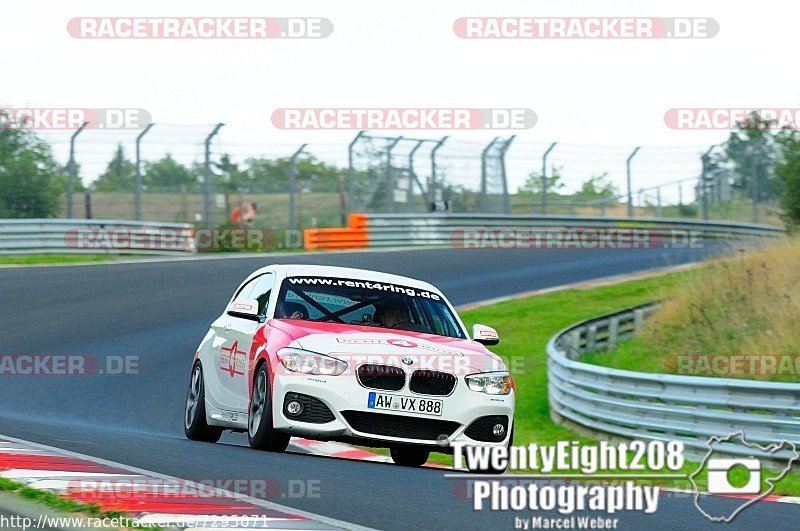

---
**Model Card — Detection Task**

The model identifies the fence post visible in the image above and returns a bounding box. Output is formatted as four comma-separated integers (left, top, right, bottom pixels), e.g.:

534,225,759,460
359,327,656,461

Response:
135,123,155,221
656,188,662,217
407,140,426,212
540,142,557,214
66,122,88,219
750,142,761,223
385,137,403,213
202,123,224,229
626,146,641,218
288,143,308,231
499,135,516,215
480,137,499,212
430,136,448,207
346,130,365,215
701,145,715,221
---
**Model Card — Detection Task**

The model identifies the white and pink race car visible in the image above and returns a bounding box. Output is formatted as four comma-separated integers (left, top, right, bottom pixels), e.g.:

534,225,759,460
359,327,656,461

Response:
184,264,515,467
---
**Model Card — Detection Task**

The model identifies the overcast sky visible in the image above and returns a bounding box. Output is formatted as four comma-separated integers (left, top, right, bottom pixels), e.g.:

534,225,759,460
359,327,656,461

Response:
3,1,797,199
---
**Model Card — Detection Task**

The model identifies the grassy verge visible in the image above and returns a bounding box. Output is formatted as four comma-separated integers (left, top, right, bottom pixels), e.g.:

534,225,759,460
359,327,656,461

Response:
0,477,160,529
584,238,800,382
0,254,126,265
361,264,800,495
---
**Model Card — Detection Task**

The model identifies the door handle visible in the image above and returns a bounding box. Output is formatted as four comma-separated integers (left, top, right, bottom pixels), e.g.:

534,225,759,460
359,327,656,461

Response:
224,323,232,333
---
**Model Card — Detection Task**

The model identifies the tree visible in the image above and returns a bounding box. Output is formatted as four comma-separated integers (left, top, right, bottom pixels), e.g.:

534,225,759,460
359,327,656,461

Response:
715,112,782,200
517,166,564,195
776,130,800,229
573,173,618,201
92,144,136,191
244,155,344,193
0,110,67,218
143,154,196,190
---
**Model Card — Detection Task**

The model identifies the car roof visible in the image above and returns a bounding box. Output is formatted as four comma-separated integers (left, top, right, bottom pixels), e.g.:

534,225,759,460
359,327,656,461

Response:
250,264,440,292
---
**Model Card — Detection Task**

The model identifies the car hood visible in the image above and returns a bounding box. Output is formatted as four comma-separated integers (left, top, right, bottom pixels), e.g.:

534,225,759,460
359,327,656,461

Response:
269,319,505,374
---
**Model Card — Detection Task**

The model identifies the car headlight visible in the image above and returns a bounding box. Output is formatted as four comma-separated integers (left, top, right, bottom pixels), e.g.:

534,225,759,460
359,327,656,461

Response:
277,348,348,376
465,371,511,395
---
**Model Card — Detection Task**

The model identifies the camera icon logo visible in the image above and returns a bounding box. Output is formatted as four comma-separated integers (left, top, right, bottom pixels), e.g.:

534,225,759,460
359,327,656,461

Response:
690,431,799,522
706,458,761,494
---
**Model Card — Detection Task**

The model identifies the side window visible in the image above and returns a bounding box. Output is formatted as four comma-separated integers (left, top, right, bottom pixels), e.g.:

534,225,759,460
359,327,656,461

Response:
235,273,275,315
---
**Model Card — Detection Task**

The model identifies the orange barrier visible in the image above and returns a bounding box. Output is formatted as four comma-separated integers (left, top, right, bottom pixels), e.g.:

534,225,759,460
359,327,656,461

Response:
303,214,368,250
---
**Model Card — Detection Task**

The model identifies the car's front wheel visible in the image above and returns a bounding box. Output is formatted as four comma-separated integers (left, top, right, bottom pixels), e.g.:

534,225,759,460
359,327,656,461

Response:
248,363,290,452
390,445,430,467
184,363,223,443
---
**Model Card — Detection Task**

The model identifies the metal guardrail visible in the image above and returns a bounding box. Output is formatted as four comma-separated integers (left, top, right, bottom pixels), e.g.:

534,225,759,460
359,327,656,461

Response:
547,303,800,460
364,214,786,246
303,213,786,249
0,219,196,255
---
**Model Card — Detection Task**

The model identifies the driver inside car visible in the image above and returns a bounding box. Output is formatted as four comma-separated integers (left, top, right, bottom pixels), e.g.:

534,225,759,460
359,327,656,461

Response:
276,300,308,320
381,299,410,329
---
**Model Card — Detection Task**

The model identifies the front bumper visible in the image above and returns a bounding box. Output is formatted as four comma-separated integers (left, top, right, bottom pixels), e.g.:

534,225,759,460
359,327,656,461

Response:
272,371,515,448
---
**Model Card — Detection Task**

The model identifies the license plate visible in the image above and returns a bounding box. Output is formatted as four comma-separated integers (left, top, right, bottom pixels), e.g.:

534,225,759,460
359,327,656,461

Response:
367,392,442,416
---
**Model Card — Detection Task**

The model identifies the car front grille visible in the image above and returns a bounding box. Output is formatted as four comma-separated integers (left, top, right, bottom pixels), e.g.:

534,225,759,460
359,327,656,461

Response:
342,410,460,441
464,415,509,442
357,364,406,391
283,392,336,424
409,369,457,396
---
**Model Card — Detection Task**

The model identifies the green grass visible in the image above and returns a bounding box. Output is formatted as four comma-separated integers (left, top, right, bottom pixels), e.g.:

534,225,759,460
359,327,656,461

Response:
0,254,125,265
362,268,800,496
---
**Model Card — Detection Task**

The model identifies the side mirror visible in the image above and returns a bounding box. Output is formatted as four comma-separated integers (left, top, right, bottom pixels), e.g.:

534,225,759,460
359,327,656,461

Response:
473,324,499,346
227,298,264,322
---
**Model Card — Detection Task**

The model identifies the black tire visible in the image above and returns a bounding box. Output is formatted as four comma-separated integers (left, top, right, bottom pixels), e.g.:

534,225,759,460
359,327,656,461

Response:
248,363,290,452
390,445,430,467
184,362,223,443
466,427,513,474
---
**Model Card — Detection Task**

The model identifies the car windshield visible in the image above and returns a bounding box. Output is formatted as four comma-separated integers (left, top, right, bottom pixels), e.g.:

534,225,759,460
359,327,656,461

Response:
275,276,466,339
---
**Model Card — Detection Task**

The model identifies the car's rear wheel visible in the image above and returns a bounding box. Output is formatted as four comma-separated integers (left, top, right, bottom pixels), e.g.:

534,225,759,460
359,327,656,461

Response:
248,363,290,452
184,363,223,443
390,445,430,467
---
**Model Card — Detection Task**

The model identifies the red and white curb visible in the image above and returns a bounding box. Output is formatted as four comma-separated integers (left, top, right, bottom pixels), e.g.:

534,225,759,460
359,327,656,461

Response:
290,439,453,469
290,439,391,463
0,435,371,530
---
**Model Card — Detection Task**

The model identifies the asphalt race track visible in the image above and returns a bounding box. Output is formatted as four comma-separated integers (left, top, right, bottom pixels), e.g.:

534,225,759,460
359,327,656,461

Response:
1,245,796,530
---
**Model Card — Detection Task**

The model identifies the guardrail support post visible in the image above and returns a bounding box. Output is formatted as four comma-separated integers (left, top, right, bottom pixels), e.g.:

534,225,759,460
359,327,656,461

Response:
203,123,224,229
633,308,644,333
626,147,641,218
586,324,597,351
289,143,308,231
607,317,619,350
135,123,155,221
66,122,88,219
540,142,557,214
